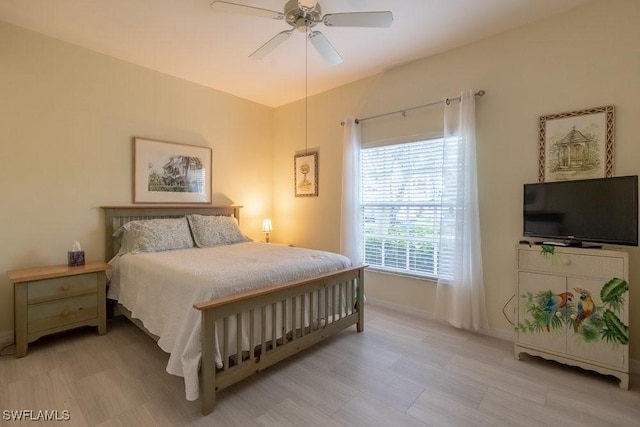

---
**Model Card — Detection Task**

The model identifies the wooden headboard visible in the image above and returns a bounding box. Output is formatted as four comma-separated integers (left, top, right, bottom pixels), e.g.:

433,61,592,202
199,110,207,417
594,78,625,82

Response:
101,205,241,260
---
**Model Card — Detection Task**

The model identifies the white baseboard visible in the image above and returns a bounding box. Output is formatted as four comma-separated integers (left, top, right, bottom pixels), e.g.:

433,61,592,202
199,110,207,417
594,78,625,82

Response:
365,296,434,321
479,325,515,342
365,296,515,341
0,330,14,347
365,298,638,373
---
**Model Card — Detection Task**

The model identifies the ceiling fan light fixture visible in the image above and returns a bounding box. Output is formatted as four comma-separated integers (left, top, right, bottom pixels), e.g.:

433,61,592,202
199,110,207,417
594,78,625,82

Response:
298,0,318,12
295,17,311,32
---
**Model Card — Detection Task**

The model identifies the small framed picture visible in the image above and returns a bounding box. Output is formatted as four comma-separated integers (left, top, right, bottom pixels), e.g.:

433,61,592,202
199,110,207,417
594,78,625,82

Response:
133,137,212,203
538,105,614,182
294,151,318,197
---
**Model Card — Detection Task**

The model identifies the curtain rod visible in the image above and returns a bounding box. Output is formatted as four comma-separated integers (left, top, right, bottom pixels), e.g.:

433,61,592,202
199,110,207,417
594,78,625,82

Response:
341,90,485,126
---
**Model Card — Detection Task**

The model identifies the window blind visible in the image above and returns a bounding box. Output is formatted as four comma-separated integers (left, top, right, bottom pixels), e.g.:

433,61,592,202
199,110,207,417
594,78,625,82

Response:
361,137,457,279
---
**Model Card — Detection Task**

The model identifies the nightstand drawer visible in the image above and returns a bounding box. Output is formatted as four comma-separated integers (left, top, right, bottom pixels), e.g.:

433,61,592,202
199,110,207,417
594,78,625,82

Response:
27,293,98,333
27,273,97,304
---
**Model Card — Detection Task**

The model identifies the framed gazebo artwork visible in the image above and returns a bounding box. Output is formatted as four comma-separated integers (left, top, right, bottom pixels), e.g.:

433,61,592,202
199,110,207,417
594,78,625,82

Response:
538,105,614,182
133,137,212,203
294,151,318,197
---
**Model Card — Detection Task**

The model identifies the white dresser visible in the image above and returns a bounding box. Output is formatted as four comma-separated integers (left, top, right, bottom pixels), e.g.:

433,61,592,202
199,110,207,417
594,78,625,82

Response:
515,244,629,388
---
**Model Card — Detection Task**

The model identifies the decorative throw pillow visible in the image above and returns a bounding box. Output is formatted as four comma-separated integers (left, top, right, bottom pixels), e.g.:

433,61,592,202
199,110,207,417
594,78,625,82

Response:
113,217,194,254
187,214,252,247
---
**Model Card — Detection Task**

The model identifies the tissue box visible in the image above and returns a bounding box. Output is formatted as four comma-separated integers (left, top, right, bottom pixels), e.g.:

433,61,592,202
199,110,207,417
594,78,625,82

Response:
67,251,85,267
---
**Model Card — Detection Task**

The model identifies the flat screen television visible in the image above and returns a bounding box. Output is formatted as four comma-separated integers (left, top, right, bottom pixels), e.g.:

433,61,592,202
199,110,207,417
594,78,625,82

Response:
523,175,638,247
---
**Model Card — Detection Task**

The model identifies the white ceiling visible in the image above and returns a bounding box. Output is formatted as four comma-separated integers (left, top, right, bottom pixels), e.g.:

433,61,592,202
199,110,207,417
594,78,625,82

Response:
0,0,592,107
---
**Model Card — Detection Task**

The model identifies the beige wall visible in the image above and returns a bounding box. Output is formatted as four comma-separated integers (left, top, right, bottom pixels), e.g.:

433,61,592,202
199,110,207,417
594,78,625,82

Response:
2,0,640,361
272,0,640,357
0,22,274,335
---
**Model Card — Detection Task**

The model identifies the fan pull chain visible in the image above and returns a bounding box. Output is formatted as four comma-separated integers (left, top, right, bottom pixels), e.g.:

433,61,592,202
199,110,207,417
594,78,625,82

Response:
305,21,308,155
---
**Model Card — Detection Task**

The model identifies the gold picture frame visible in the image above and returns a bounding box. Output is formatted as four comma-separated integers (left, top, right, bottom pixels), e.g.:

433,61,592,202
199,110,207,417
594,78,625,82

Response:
294,151,318,197
538,105,614,182
133,137,212,203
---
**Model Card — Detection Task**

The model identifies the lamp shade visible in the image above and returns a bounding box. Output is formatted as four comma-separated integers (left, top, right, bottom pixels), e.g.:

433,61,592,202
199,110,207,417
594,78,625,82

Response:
262,219,273,232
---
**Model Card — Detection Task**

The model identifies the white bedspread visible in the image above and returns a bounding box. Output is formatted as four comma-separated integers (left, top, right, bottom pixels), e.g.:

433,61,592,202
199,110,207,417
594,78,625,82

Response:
107,242,351,401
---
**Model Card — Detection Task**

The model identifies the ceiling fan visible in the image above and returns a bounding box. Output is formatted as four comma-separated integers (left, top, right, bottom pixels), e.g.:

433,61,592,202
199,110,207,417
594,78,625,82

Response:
210,0,393,66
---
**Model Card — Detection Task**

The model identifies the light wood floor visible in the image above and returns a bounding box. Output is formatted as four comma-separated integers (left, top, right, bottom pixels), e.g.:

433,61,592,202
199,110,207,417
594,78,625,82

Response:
1,303,639,426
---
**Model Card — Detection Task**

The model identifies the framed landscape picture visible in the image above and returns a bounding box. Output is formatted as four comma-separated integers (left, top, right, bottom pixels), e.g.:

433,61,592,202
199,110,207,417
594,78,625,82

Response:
538,105,614,182
133,137,212,203
294,151,318,197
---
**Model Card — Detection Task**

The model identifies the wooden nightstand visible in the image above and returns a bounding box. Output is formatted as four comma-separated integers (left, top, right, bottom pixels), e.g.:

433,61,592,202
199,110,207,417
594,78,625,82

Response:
7,261,109,357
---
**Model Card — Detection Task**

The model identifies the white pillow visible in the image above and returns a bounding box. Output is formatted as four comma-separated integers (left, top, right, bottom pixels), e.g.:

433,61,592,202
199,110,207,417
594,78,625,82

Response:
187,214,252,247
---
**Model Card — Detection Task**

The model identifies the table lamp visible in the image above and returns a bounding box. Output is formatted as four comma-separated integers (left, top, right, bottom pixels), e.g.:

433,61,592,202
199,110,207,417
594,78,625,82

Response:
262,219,273,243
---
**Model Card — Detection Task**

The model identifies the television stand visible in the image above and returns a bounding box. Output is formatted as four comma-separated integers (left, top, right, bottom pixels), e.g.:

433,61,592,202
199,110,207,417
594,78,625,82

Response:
539,240,602,249
515,244,629,388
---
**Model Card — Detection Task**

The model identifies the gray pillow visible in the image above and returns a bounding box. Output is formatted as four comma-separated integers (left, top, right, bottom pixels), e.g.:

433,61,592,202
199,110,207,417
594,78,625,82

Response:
113,217,194,254
187,214,252,247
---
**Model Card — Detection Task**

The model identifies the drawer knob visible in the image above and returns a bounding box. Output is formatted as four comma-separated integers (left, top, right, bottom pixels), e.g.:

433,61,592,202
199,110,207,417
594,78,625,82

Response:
570,314,577,320
61,284,70,291
61,310,70,318
555,311,562,317
562,258,570,265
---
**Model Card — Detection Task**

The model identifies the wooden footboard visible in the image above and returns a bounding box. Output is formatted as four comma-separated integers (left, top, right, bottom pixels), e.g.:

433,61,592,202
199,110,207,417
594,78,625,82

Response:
195,265,365,415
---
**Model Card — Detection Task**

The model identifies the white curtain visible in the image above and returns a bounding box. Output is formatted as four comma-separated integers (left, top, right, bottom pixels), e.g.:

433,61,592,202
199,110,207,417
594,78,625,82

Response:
340,118,363,265
434,90,488,331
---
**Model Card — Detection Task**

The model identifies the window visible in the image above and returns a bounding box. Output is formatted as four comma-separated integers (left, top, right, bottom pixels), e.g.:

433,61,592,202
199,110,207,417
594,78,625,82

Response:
360,135,456,279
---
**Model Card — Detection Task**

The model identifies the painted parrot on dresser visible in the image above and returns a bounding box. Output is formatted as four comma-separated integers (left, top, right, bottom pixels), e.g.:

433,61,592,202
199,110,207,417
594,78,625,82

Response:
574,288,596,332
544,292,573,331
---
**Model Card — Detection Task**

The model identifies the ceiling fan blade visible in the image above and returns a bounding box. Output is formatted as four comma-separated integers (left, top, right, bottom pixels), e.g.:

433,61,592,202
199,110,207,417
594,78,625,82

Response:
249,30,294,60
210,1,283,20
308,31,343,66
323,11,393,28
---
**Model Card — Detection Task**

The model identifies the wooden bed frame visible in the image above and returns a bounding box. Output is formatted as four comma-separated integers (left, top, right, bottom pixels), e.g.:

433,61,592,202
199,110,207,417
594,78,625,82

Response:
102,206,365,415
